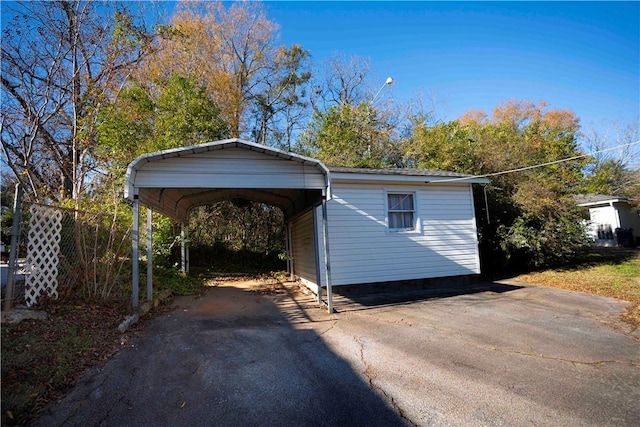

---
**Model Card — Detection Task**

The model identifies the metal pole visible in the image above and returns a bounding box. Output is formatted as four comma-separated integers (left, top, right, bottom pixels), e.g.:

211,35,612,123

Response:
483,185,491,224
186,220,190,275
3,184,23,312
370,77,393,105
321,192,333,313
146,208,153,301
287,222,294,281
284,221,290,276
132,195,139,308
180,222,186,275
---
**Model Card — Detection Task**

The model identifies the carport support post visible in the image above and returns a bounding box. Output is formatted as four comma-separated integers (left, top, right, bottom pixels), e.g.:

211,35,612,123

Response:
132,195,140,309
287,222,294,280
146,208,153,301
321,191,333,313
313,208,323,305
180,222,188,275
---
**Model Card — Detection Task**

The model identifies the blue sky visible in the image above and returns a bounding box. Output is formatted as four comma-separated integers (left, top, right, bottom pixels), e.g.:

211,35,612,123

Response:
2,1,637,152
263,1,639,140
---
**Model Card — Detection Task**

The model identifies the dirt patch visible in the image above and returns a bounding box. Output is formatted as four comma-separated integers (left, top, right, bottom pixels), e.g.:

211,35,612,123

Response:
205,273,296,296
0,297,170,426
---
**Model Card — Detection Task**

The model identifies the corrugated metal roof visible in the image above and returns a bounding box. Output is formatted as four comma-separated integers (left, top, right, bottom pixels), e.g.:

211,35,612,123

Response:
124,139,330,221
124,139,487,221
125,139,330,200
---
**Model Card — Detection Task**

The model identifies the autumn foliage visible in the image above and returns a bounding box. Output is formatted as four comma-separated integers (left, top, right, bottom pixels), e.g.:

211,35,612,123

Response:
404,99,592,269
2,1,637,277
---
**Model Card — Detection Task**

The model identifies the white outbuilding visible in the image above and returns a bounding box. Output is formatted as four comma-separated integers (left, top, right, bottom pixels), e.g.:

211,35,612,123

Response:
577,194,639,247
125,138,488,312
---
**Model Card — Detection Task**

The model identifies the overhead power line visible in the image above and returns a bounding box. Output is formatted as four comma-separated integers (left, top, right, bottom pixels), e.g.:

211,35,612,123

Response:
426,140,640,183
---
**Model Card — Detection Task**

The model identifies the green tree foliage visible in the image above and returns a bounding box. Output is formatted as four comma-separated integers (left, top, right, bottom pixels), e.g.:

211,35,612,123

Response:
146,201,286,270
154,75,230,150
189,202,284,255
96,74,229,176
583,159,630,196
406,99,591,270
95,84,155,174
1,178,17,258
403,120,479,172
95,73,231,266
297,102,402,168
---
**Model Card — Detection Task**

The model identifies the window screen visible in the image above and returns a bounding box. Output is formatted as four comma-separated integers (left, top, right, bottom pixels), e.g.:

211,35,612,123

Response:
387,193,415,231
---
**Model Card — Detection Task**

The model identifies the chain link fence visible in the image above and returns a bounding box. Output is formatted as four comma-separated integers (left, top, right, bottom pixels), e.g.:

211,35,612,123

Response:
2,201,132,308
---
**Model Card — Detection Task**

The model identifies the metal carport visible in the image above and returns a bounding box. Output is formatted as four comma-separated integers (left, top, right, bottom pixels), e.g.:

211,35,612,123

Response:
124,138,333,312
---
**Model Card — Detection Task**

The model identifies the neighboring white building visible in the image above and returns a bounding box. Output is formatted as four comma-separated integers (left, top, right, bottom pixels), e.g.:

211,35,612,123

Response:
577,195,640,247
125,139,487,312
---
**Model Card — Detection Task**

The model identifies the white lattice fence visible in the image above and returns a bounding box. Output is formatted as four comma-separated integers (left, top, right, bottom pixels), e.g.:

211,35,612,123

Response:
24,205,62,306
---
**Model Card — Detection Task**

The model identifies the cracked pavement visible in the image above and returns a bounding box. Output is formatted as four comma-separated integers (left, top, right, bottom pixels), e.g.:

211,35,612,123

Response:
33,279,639,426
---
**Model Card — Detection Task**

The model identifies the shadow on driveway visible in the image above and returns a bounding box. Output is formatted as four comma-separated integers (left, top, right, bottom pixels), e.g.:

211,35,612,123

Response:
32,277,640,426
32,281,407,427
332,280,524,310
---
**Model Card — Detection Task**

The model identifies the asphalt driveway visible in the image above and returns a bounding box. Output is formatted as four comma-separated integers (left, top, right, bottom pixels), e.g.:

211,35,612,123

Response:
33,278,640,426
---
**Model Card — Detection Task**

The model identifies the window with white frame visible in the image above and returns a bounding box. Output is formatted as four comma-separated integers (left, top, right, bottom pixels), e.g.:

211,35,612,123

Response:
387,192,416,231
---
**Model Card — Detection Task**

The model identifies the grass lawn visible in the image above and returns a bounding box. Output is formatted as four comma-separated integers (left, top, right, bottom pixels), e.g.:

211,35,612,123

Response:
514,248,640,326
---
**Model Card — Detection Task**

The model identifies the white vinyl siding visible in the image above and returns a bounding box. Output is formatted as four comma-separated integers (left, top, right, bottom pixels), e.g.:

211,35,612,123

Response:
131,146,328,221
587,203,640,242
134,148,326,189
324,183,481,286
290,209,317,288
588,206,619,240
